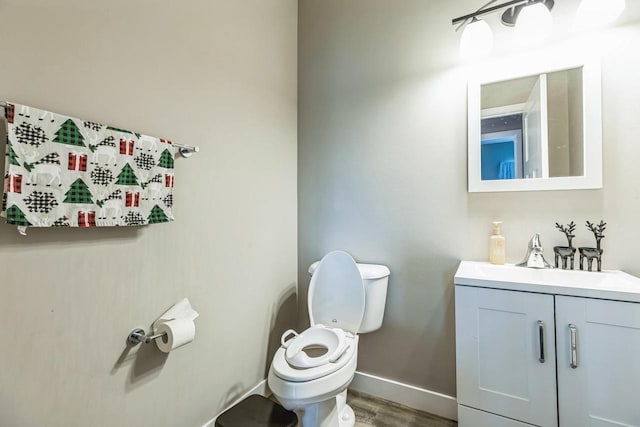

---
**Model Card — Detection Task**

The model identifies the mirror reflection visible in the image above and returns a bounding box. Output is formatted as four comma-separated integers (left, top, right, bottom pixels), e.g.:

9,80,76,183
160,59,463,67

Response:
480,67,584,181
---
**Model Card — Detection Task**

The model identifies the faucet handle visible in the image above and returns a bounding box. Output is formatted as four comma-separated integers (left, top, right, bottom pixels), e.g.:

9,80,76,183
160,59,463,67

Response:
517,233,553,269
530,233,544,251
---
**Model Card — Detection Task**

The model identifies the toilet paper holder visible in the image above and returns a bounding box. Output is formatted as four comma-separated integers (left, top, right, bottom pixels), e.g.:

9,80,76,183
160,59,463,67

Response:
128,328,168,346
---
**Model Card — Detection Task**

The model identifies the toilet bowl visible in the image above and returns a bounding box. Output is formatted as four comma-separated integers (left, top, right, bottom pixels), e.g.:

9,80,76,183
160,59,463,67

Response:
268,251,390,427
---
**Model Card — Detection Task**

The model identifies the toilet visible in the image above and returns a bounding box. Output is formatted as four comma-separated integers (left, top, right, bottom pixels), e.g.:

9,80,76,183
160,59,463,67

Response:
268,251,391,427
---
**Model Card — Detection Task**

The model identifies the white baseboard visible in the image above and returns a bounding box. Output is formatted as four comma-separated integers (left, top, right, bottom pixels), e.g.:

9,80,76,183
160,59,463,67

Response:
349,371,458,421
202,379,270,427
202,371,458,426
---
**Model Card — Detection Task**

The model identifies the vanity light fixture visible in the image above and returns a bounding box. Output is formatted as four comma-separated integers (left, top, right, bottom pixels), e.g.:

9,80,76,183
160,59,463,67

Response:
455,0,626,58
460,17,494,59
513,1,554,45
453,0,555,58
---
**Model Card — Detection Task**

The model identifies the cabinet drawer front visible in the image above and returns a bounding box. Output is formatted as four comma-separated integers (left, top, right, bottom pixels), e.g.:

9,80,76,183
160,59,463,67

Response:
458,405,537,427
455,286,557,427
556,296,640,426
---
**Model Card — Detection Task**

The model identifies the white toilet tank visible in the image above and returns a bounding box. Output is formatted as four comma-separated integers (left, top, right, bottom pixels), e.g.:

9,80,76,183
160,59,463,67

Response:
308,260,390,334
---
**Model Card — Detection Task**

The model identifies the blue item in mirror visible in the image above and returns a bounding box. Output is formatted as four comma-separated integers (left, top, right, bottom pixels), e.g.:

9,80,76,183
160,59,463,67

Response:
498,160,515,180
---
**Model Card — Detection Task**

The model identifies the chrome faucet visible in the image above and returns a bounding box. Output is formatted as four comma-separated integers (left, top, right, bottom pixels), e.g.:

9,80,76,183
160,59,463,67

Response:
517,233,552,269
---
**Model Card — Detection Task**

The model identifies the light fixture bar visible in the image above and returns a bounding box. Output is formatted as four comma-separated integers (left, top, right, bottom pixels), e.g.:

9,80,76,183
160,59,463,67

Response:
452,0,529,25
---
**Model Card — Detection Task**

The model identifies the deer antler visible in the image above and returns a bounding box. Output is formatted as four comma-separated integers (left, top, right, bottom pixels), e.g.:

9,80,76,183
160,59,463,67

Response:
586,220,606,238
556,221,576,237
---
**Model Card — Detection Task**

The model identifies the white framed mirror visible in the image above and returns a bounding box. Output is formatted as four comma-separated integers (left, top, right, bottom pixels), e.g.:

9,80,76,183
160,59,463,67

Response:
468,53,602,192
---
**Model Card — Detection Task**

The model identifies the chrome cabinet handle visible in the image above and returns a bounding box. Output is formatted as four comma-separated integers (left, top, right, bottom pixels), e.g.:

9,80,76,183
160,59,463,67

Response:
537,320,545,363
569,324,578,369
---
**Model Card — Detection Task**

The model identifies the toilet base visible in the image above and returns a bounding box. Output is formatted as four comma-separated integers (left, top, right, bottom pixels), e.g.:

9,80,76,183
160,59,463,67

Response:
291,390,355,427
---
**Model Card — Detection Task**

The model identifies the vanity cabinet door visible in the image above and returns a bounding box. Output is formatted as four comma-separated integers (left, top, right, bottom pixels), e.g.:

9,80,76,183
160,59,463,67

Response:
556,296,640,426
456,286,558,427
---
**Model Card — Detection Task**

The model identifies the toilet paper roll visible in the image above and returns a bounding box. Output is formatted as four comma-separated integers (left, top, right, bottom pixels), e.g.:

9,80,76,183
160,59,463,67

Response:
154,318,196,353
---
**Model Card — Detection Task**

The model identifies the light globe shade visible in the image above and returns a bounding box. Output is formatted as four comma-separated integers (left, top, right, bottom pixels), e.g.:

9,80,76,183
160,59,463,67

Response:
575,0,625,30
514,2,553,46
460,19,493,59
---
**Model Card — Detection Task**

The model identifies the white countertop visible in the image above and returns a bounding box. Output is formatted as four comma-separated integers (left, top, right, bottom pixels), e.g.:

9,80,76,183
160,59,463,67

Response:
454,261,640,303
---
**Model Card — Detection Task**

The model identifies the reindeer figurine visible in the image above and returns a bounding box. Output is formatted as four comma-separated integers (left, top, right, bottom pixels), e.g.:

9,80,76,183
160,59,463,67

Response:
579,220,606,272
554,221,577,270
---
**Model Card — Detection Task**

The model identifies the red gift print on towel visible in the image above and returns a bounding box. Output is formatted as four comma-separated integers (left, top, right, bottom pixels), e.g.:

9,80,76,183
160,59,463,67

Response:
119,139,135,155
125,191,140,207
6,174,22,194
160,138,172,145
78,211,96,227
6,104,15,124
68,153,88,171
165,174,174,188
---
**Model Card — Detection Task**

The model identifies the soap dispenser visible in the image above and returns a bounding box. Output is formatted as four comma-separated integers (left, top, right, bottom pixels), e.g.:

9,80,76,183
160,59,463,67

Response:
489,221,506,265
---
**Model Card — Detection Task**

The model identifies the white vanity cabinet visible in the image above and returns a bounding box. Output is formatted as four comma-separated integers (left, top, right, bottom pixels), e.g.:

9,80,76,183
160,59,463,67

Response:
456,286,558,426
454,261,640,427
555,296,640,426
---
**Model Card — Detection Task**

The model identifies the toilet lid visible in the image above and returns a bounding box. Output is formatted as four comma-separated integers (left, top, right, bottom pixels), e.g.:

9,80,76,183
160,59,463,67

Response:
308,251,365,334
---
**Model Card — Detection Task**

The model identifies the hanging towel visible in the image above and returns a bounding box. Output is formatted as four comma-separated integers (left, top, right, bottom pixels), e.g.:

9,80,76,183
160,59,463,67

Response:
498,159,515,180
1,103,175,229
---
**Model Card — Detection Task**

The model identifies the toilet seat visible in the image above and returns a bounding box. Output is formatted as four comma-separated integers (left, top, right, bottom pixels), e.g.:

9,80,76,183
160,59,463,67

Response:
271,329,357,382
271,251,365,384
281,325,349,369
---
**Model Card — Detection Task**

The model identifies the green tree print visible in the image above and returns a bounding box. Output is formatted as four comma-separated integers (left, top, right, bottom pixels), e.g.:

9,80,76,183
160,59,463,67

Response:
7,143,20,166
157,149,174,169
6,205,32,226
147,205,169,224
115,164,139,186
64,179,93,204
53,119,86,147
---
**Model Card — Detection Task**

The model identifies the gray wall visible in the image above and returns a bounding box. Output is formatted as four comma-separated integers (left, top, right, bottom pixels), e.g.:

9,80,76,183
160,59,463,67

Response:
299,0,640,397
0,1,297,426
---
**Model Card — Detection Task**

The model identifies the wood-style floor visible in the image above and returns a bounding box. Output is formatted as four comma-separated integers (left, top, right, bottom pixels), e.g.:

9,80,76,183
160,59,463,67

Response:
348,390,458,427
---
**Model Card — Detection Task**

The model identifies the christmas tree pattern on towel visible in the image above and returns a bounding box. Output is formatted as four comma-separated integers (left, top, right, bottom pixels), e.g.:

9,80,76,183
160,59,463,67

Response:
54,119,85,147
1,102,176,228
